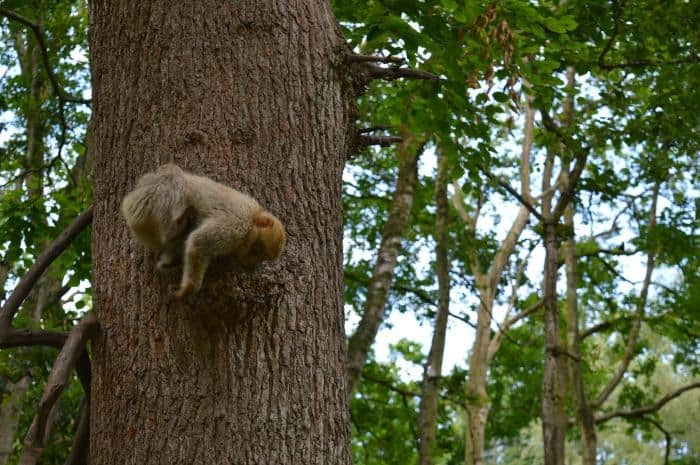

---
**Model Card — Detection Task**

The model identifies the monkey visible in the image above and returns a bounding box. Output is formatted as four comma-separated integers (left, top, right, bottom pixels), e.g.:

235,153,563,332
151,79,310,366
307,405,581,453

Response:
121,164,286,299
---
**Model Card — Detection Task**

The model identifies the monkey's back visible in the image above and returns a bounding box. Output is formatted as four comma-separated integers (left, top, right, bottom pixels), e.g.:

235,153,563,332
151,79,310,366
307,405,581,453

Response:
182,172,261,232
121,164,190,249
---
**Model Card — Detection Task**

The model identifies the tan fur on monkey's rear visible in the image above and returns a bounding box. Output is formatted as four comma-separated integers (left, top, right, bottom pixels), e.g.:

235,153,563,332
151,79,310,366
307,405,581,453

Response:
121,164,286,298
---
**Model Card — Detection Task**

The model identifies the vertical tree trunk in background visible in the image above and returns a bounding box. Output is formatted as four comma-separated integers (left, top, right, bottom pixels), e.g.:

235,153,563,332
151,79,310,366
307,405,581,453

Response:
560,67,597,465
417,148,450,465
89,1,352,464
346,141,421,395
462,98,534,465
564,202,597,465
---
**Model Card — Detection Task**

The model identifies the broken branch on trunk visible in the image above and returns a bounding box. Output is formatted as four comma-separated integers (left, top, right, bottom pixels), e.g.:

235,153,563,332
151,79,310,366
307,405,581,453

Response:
345,53,405,65
19,313,98,465
365,63,438,81
356,134,403,148
0,205,94,330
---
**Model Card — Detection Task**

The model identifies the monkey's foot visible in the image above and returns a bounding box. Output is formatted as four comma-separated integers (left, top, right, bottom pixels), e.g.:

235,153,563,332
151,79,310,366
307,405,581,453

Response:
171,282,195,300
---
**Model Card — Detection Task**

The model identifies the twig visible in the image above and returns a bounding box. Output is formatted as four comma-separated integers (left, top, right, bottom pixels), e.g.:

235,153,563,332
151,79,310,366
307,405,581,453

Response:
448,311,477,329
0,205,93,330
19,313,98,465
476,163,543,221
643,417,671,465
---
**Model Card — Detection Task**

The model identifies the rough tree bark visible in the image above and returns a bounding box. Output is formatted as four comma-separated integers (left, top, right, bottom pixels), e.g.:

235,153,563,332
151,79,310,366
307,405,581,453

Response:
417,147,450,465
346,140,421,395
89,1,352,464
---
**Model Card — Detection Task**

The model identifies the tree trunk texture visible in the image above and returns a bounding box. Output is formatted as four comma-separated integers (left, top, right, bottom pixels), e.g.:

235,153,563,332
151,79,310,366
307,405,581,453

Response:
89,2,352,464
417,148,450,465
345,143,420,395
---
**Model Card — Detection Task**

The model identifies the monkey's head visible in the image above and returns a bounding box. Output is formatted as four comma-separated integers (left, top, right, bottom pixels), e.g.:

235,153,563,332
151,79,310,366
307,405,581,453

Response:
253,212,286,260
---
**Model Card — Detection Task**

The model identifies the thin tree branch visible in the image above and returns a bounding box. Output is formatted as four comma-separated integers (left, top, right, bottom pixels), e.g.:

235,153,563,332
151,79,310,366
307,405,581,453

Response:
0,7,90,105
476,163,543,221
580,310,673,340
19,313,98,465
599,56,700,70
0,205,94,330
643,417,671,465
63,396,90,465
595,381,700,424
597,0,624,66
448,311,477,329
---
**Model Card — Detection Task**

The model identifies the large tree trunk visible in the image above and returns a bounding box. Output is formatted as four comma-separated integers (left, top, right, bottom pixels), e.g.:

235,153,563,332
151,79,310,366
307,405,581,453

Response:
89,2,352,464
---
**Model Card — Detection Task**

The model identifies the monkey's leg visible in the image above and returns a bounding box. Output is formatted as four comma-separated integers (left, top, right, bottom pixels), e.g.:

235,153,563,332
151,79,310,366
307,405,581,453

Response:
172,219,244,299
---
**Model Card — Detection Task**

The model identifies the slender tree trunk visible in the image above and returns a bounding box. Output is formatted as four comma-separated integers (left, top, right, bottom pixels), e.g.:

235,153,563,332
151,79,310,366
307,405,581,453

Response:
558,66,597,465
564,202,597,465
462,98,534,465
541,219,568,465
346,142,421,394
89,2,352,464
418,148,450,465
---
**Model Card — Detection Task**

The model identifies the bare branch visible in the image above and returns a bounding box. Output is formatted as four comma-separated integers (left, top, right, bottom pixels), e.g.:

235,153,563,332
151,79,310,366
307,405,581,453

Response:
0,7,90,105
595,381,700,424
19,314,98,465
0,205,93,329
